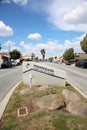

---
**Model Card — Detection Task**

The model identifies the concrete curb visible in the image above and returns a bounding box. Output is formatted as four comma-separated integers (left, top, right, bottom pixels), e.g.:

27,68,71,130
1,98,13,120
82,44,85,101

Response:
66,80,87,99
0,81,22,120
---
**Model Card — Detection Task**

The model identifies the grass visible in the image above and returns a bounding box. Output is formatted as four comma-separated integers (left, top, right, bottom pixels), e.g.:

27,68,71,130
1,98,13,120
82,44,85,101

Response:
0,82,87,130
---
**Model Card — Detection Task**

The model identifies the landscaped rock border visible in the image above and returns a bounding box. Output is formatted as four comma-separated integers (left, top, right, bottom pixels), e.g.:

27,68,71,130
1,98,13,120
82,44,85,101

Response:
37,85,87,117
37,94,65,110
61,89,87,117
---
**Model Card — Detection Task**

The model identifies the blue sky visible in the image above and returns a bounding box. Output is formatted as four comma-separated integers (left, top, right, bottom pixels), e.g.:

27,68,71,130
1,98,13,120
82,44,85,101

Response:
0,0,87,58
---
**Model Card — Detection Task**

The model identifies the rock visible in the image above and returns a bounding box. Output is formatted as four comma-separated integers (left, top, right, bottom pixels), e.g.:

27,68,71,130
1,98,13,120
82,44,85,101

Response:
61,89,82,104
62,89,87,117
37,94,65,110
38,85,51,91
67,101,87,117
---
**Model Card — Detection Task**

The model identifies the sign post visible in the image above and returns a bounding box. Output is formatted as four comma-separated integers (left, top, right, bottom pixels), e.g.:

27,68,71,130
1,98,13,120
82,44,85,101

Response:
29,74,32,88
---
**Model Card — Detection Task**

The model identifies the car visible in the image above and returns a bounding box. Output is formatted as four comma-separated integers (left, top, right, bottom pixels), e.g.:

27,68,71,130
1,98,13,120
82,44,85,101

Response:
75,61,87,68
80,61,87,68
1,60,12,68
11,60,17,66
65,61,71,65
75,61,81,67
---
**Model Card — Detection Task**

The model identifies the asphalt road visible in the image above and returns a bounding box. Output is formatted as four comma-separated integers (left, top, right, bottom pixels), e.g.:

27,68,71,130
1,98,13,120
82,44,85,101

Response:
40,62,87,97
0,65,22,102
0,61,87,103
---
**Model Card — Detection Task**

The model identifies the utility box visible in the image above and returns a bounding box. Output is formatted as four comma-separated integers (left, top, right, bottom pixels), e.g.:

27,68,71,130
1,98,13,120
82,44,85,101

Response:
23,62,66,87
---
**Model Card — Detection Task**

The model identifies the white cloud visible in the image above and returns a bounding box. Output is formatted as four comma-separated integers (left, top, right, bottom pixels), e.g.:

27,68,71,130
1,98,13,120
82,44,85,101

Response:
0,40,15,52
64,33,86,53
2,40,21,53
75,33,86,41
1,0,28,5
64,2,87,24
20,40,61,58
1,0,10,3
12,0,28,5
2,0,87,32
28,33,42,40
0,21,13,36
20,33,85,58
46,0,87,32
5,40,15,48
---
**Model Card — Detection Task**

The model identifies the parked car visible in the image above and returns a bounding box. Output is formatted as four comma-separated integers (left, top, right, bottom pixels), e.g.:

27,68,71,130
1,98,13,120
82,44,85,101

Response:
11,60,17,66
65,61,71,65
75,61,87,68
1,60,12,68
75,61,81,67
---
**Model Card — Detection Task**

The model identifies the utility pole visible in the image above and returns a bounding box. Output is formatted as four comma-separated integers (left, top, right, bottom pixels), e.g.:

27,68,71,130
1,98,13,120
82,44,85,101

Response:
8,42,10,61
8,42,11,67
0,44,1,51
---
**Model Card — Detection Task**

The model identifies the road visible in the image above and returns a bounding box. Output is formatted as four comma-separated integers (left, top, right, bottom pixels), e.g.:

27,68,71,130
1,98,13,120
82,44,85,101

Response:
0,66,22,102
0,61,87,103
40,62,87,98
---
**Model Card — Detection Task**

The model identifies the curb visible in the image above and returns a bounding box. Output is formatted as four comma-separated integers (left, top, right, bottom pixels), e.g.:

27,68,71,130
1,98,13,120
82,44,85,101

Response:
0,81,22,120
66,80,87,99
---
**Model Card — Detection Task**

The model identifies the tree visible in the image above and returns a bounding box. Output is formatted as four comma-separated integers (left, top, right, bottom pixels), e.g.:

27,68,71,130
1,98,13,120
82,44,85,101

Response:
10,49,21,60
41,49,45,60
80,34,87,53
63,48,74,61
31,53,35,61
48,57,53,62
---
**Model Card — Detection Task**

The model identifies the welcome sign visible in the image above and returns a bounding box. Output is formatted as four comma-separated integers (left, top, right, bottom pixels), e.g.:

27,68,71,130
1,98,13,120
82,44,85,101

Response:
33,64,54,76
23,62,66,87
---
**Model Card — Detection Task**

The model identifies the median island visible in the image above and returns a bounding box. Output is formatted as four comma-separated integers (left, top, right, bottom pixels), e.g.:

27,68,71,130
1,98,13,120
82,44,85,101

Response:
0,82,87,130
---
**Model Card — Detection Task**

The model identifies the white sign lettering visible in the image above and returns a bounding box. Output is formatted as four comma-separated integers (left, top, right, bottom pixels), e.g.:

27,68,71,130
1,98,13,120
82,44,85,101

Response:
33,65,54,75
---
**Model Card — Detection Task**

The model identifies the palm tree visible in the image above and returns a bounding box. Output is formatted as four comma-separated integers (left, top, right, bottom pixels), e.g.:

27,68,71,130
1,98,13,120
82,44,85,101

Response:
31,53,35,61
41,49,45,60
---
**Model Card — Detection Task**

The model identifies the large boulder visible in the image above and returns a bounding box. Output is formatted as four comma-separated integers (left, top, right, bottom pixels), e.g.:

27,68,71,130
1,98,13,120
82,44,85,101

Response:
61,89,82,104
67,101,87,117
61,89,87,117
37,94,65,110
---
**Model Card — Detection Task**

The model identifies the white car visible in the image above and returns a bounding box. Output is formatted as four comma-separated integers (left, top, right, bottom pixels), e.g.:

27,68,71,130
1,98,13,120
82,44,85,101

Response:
11,61,17,66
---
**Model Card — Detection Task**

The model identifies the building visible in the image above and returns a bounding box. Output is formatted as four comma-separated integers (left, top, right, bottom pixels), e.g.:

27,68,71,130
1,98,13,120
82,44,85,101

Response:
22,55,32,61
79,53,87,60
53,55,64,63
75,53,87,61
